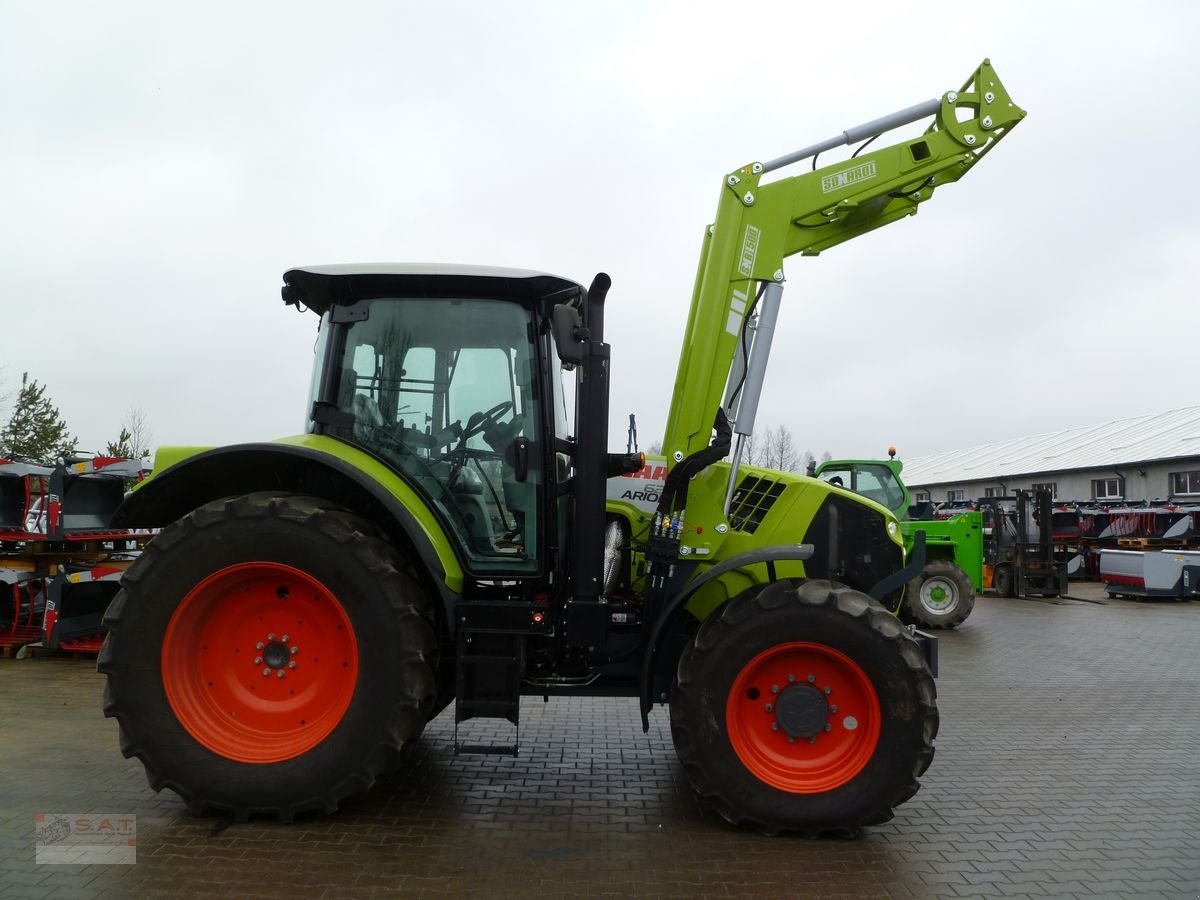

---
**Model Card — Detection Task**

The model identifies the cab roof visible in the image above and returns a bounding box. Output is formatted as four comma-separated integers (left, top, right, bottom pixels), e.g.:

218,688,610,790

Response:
281,263,586,315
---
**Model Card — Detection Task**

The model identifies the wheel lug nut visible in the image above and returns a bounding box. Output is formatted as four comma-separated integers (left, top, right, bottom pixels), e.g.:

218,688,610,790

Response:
808,736,817,744
277,671,286,679
288,661,297,669
787,673,796,683
254,656,263,664
787,736,795,744
262,668,270,677
824,723,832,732
267,633,276,641
770,685,780,694
771,723,779,731
290,646,299,655
823,686,832,694
807,674,816,683
764,703,773,712
830,705,839,714
256,642,264,650
282,635,289,643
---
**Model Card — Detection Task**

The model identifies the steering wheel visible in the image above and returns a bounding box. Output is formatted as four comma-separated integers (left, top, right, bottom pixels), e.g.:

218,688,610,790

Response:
352,420,446,481
462,401,514,442
430,401,516,470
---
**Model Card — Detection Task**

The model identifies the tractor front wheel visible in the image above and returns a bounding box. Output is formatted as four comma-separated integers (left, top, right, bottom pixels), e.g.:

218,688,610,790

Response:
98,494,437,821
670,579,938,835
903,560,975,629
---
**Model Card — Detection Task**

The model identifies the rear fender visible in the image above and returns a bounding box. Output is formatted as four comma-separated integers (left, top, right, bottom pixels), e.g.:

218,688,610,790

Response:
112,441,463,631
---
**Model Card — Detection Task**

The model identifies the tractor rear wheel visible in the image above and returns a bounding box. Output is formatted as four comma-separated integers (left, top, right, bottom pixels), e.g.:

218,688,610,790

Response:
670,579,938,835
98,493,437,821
903,560,975,629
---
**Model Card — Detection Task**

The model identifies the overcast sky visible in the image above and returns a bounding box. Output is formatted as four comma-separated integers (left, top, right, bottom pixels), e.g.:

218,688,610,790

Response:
3,1,1197,465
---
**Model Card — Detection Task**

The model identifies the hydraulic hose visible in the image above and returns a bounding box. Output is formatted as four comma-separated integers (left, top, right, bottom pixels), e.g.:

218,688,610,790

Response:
656,408,733,517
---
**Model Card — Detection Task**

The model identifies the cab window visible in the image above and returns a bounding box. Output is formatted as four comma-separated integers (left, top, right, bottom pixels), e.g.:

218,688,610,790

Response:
330,297,541,574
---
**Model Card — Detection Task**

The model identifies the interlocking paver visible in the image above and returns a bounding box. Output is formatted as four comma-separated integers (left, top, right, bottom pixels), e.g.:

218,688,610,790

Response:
2,584,1199,898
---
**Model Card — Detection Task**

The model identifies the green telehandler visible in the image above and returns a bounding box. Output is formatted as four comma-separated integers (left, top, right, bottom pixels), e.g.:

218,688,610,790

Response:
813,450,984,629
99,61,1023,834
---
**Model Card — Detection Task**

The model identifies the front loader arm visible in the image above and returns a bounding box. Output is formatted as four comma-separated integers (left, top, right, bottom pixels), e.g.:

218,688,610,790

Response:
662,59,1025,463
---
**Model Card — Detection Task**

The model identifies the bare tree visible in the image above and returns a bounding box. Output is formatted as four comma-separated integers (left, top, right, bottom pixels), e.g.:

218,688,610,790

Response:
125,407,154,459
764,425,800,472
105,407,154,460
742,431,763,466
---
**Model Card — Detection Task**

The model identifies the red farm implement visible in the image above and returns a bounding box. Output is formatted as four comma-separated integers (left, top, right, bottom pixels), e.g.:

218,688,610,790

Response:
0,456,152,655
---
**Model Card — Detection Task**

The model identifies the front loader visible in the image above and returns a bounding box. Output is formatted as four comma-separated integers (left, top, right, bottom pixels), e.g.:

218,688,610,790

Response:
99,61,1024,834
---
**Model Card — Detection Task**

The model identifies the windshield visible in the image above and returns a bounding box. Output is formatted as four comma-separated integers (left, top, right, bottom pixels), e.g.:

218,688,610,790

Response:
818,464,906,513
305,319,331,435
328,297,542,574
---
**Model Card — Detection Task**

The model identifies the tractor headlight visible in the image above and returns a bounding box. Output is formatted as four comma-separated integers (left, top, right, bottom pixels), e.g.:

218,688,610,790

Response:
886,518,905,548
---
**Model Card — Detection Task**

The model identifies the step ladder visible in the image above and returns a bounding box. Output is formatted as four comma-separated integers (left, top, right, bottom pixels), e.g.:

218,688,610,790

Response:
453,628,523,756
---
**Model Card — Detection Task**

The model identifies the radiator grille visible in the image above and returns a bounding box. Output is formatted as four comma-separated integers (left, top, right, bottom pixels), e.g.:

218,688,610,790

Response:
728,476,786,533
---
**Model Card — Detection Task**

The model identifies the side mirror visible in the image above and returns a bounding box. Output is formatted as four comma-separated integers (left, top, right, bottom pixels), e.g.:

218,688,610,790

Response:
552,304,586,365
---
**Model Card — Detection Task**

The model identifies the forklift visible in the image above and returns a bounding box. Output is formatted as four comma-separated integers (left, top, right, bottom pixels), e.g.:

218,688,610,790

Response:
981,489,1069,598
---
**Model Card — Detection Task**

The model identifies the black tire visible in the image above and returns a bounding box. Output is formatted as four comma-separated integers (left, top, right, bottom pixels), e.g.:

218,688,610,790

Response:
903,560,975,629
993,564,1015,597
669,579,938,836
98,493,438,821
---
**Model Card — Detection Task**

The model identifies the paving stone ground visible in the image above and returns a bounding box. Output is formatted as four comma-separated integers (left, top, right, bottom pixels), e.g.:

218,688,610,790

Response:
2,583,1199,898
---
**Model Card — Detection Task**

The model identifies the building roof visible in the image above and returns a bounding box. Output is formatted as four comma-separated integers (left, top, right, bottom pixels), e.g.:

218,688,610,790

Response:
902,406,1200,487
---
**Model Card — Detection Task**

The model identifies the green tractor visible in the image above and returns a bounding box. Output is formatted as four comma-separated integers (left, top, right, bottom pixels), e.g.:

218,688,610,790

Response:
814,451,984,629
99,61,1022,834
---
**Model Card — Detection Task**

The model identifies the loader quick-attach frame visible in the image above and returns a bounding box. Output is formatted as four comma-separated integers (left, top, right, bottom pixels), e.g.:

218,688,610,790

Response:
100,59,1022,834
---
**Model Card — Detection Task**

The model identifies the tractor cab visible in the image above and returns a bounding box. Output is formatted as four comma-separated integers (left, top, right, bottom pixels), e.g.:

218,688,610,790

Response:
286,264,582,578
814,458,910,520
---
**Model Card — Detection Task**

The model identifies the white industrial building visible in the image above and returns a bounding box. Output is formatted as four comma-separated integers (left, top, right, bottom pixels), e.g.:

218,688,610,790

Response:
901,406,1200,505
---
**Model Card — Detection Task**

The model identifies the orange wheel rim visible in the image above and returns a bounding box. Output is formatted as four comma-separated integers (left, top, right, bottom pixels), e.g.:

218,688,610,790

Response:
162,562,358,764
726,641,881,793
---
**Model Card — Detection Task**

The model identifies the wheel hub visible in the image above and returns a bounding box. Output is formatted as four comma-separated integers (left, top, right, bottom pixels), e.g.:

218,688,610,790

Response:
262,640,290,670
920,577,957,612
252,632,300,677
774,682,829,740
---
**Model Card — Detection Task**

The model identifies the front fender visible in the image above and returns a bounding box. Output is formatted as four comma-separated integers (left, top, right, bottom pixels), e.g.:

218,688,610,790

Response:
638,543,815,730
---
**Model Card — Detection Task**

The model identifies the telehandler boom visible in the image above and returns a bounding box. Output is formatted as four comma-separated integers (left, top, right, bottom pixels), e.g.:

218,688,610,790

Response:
100,60,1023,834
